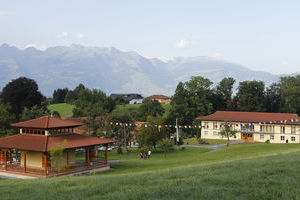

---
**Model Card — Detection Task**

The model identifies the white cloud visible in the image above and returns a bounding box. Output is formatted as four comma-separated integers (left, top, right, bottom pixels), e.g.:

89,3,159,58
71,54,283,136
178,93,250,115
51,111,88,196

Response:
0,10,11,16
282,60,288,65
24,44,47,51
77,33,85,39
57,32,69,38
175,39,191,49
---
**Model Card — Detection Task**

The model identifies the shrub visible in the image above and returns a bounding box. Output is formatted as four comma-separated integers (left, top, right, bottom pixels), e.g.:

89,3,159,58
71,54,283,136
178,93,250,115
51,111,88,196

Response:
265,139,270,144
158,138,174,158
173,137,184,145
198,138,209,144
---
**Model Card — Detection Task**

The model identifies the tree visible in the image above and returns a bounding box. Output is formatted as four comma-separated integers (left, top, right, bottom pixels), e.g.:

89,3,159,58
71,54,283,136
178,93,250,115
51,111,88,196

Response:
106,107,135,151
136,116,167,150
52,88,69,104
0,102,15,137
49,140,67,171
280,75,300,114
64,83,86,104
157,138,174,158
168,76,213,136
72,88,115,136
211,77,235,111
137,98,164,121
218,123,238,147
0,77,44,120
265,83,281,113
235,81,265,112
21,105,51,121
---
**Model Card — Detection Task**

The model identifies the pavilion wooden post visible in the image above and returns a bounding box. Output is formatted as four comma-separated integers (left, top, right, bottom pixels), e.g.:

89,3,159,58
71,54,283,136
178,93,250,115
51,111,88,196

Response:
86,147,90,168
105,144,108,166
9,150,12,164
4,150,7,170
23,151,27,173
43,153,48,176
66,150,70,170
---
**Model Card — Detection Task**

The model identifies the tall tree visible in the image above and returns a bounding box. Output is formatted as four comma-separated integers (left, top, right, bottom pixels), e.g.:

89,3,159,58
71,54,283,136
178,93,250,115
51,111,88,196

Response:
0,77,44,120
52,88,69,104
211,77,236,111
64,83,86,104
280,75,300,114
72,88,115,136
0,102,15,137
137,98,165,121
265,83,281,113
169,76,213,127
235,80,265,112
106,107,135,150
21,105,51,121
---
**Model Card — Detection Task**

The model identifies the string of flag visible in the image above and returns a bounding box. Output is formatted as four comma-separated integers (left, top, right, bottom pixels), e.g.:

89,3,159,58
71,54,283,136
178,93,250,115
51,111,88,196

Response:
110,118,298,129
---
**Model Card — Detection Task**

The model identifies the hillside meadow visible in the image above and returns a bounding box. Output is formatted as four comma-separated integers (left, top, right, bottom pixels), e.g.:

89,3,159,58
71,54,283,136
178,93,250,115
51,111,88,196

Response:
48,103,171,119
1,143,300,199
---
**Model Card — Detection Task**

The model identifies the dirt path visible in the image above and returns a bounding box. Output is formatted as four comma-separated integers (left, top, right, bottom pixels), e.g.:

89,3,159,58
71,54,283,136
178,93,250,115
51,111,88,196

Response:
182,142,240,152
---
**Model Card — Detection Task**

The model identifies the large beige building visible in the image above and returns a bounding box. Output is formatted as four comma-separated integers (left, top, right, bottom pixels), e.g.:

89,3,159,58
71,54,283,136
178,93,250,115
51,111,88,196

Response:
197,111,300,143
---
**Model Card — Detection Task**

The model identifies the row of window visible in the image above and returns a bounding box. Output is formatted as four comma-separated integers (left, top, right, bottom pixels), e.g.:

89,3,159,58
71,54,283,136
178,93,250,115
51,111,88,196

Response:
259,134,295,142
204,131,297,142
204,122,297,134
21,128,74,135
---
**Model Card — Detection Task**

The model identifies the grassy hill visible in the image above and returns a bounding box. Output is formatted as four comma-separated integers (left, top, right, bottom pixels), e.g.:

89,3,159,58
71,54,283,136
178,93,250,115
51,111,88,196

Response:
1,143,300,199
47,103,75,119
116,103,171,118
47,103,170,119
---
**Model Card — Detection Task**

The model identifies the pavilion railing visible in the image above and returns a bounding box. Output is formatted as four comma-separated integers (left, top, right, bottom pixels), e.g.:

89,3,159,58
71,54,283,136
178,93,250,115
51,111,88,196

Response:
0,160,108,177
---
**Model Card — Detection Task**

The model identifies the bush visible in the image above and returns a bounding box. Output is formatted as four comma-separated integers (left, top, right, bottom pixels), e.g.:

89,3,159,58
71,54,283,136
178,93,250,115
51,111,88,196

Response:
158,138,174,158
265,139,270,144
198,138,209,144
173,137,184,145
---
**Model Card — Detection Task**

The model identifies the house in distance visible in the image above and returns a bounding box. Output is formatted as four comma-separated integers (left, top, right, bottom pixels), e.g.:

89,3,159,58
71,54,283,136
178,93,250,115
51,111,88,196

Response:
0,116,116,177
148,95,171,104
110,93,144,104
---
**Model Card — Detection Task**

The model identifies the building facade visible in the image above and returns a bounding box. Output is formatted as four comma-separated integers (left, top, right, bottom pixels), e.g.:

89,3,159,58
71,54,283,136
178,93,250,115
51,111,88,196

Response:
197,111,300,143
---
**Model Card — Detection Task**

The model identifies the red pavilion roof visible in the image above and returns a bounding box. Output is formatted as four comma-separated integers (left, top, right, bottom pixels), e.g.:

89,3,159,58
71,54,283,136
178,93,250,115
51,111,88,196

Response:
0,134,117,152
11,116,83,129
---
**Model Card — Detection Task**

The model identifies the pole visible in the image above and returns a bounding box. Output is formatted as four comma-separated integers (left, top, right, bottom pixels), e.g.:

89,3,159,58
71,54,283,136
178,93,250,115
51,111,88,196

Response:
176,118,179,145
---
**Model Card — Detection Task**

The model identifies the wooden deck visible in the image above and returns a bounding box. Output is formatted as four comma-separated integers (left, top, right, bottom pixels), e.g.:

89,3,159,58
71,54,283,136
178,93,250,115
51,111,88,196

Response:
0,160,108,177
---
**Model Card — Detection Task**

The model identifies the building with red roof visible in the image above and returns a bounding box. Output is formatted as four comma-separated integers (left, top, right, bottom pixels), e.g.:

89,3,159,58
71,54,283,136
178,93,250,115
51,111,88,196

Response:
148,95,171,104
196,111,299,143
0,116,117,177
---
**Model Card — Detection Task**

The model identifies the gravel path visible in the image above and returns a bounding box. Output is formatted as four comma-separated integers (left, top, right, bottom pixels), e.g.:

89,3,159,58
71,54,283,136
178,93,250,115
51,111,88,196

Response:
182,141,240,152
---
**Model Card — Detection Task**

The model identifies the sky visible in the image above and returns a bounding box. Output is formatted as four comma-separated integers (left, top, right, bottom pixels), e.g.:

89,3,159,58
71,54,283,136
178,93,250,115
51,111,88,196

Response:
0,0,300,74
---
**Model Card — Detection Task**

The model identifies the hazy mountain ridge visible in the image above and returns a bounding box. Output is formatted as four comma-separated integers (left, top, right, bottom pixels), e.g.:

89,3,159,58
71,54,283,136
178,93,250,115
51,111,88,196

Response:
0,44,291,96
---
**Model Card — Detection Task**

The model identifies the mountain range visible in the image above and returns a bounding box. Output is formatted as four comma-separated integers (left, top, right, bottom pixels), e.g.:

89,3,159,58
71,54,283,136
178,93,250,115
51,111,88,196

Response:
0,44,297,97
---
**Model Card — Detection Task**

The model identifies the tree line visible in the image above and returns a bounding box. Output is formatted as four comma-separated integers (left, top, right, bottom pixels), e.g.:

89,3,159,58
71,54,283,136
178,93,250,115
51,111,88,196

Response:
0,75,299,149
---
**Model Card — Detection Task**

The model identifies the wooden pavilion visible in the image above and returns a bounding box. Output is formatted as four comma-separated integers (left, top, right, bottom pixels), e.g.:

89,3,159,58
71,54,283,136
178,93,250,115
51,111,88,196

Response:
0,116,117,177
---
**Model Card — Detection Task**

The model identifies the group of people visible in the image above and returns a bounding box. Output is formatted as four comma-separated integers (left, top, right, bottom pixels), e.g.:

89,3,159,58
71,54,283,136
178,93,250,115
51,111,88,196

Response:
140,150,151,159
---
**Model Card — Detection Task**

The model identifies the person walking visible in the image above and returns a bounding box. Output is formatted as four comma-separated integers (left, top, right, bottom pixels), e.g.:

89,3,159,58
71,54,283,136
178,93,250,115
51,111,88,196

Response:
148,150,151,159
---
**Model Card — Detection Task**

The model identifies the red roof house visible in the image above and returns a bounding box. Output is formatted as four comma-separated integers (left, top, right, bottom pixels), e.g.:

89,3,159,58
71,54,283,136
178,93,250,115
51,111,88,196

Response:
148,95,171,104
0,116,117,177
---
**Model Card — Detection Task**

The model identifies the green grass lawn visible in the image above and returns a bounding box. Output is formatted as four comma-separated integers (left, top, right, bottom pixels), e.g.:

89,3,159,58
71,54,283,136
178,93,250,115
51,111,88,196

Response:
184,138,228,145
2,143,300,199
47,103,75,118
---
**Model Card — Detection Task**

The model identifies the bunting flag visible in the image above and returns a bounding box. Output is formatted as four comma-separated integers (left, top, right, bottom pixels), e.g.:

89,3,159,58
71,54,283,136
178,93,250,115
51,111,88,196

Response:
109,117,299,129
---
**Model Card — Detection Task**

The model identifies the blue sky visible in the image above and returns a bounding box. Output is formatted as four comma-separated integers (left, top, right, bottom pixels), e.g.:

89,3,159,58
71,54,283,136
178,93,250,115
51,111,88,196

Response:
0,0,300,74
